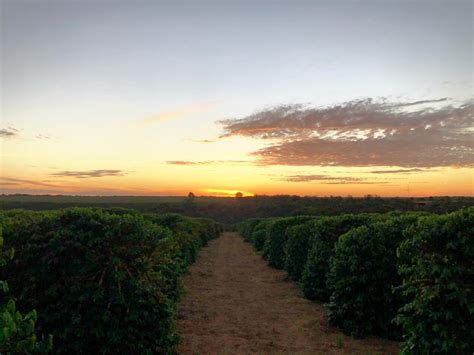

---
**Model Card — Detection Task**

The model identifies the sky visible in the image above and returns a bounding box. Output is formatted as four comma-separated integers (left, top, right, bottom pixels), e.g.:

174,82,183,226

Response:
0,0,473,197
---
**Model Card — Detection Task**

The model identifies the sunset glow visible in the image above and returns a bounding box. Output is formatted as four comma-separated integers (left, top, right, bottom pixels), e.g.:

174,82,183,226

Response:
1,1,472,197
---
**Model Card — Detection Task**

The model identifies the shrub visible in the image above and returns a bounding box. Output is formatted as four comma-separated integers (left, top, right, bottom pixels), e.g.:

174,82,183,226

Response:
0,220,53,354
0,208,215,354
194,217,222,244
252,219,273,251
239,218,263,241
284,220,317,281
145,213,220,266
301,214,376,301
396,208,474,354
327,215,420,338
0,301,53,354
263,216,315,269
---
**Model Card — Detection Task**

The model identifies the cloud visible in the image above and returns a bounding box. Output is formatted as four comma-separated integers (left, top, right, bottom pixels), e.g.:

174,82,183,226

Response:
166,160,249,166
0,127,19,138
188,138,217,143
34,134,51,140
137,101,218,127
0,177,60,188
370,168,429,174
50,169,126,178
219,98,474,168
321,181,390,185
282,174,388,185
284,174,363,182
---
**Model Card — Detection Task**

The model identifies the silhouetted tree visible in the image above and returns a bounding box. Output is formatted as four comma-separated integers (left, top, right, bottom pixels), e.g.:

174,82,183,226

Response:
183,192,196,210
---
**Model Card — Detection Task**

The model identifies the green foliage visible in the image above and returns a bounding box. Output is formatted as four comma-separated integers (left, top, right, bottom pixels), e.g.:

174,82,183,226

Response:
238,208,472,352
327,216,420,338
0,300,53,355
193,217,222,245
0,221,53,355
251,220,273,251
263,216,315,269
1,208,221,354
238,218,263,241
301,214,376,301
3,194,473,226
396,208,474,354
284,220,317,281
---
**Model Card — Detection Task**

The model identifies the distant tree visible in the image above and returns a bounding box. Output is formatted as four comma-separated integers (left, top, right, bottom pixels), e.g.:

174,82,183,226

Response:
183,192,196,211
235,192,243,198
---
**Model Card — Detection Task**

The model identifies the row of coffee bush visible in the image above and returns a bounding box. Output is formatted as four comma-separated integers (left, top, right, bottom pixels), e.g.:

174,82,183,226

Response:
239,207,473,354
0,208,222,354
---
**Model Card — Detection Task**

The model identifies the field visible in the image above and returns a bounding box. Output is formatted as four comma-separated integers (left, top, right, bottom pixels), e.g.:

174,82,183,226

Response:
1,203,472,354
2,0,472,353
1,194,473,225
177,232,399,354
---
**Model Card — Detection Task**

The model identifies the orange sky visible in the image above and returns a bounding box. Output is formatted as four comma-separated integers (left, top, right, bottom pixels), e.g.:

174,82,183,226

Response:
1,1,473,197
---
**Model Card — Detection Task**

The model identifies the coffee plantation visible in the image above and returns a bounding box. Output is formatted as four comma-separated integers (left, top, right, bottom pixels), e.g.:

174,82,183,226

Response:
0,208,222,354
1,204,472,354
239,207,474,354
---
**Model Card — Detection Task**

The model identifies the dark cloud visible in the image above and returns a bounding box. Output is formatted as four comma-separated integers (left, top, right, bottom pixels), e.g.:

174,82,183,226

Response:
50,170,126,178
0,127,19,138
219,98,473,168
282,174,388,185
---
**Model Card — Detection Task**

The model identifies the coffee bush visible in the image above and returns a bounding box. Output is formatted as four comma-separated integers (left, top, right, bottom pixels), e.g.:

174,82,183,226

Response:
284,220,317,281
396,208,474,354
301,214,376,301
263,216,315,269
1,208,221,354
327,215,423,338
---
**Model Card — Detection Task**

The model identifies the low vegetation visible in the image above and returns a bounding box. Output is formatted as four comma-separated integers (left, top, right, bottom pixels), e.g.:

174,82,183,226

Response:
1,200,472,354
0,208,221,354
1,194,473,225
396,208,474,353
239,207,474,353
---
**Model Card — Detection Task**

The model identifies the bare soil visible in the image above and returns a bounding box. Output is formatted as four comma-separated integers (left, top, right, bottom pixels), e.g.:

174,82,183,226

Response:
176,232,399,354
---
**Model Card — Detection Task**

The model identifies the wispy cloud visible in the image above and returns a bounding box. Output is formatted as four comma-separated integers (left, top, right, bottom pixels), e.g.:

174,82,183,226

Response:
137,101,219,127
166,160,250,166
50,169,126,178
219,98,473,168
188,138,217,143
0,127,19,138
282,174,388,185
0,177,60,188
34,133,51,140
284,174,363,182
322,181,390,185
370,168,431,174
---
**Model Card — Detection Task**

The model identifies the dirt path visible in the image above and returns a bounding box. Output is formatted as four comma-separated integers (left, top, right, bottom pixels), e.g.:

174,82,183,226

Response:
176,232,399,354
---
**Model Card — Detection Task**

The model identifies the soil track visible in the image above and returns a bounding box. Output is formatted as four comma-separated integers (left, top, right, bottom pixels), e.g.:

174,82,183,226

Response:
176,232,399,354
